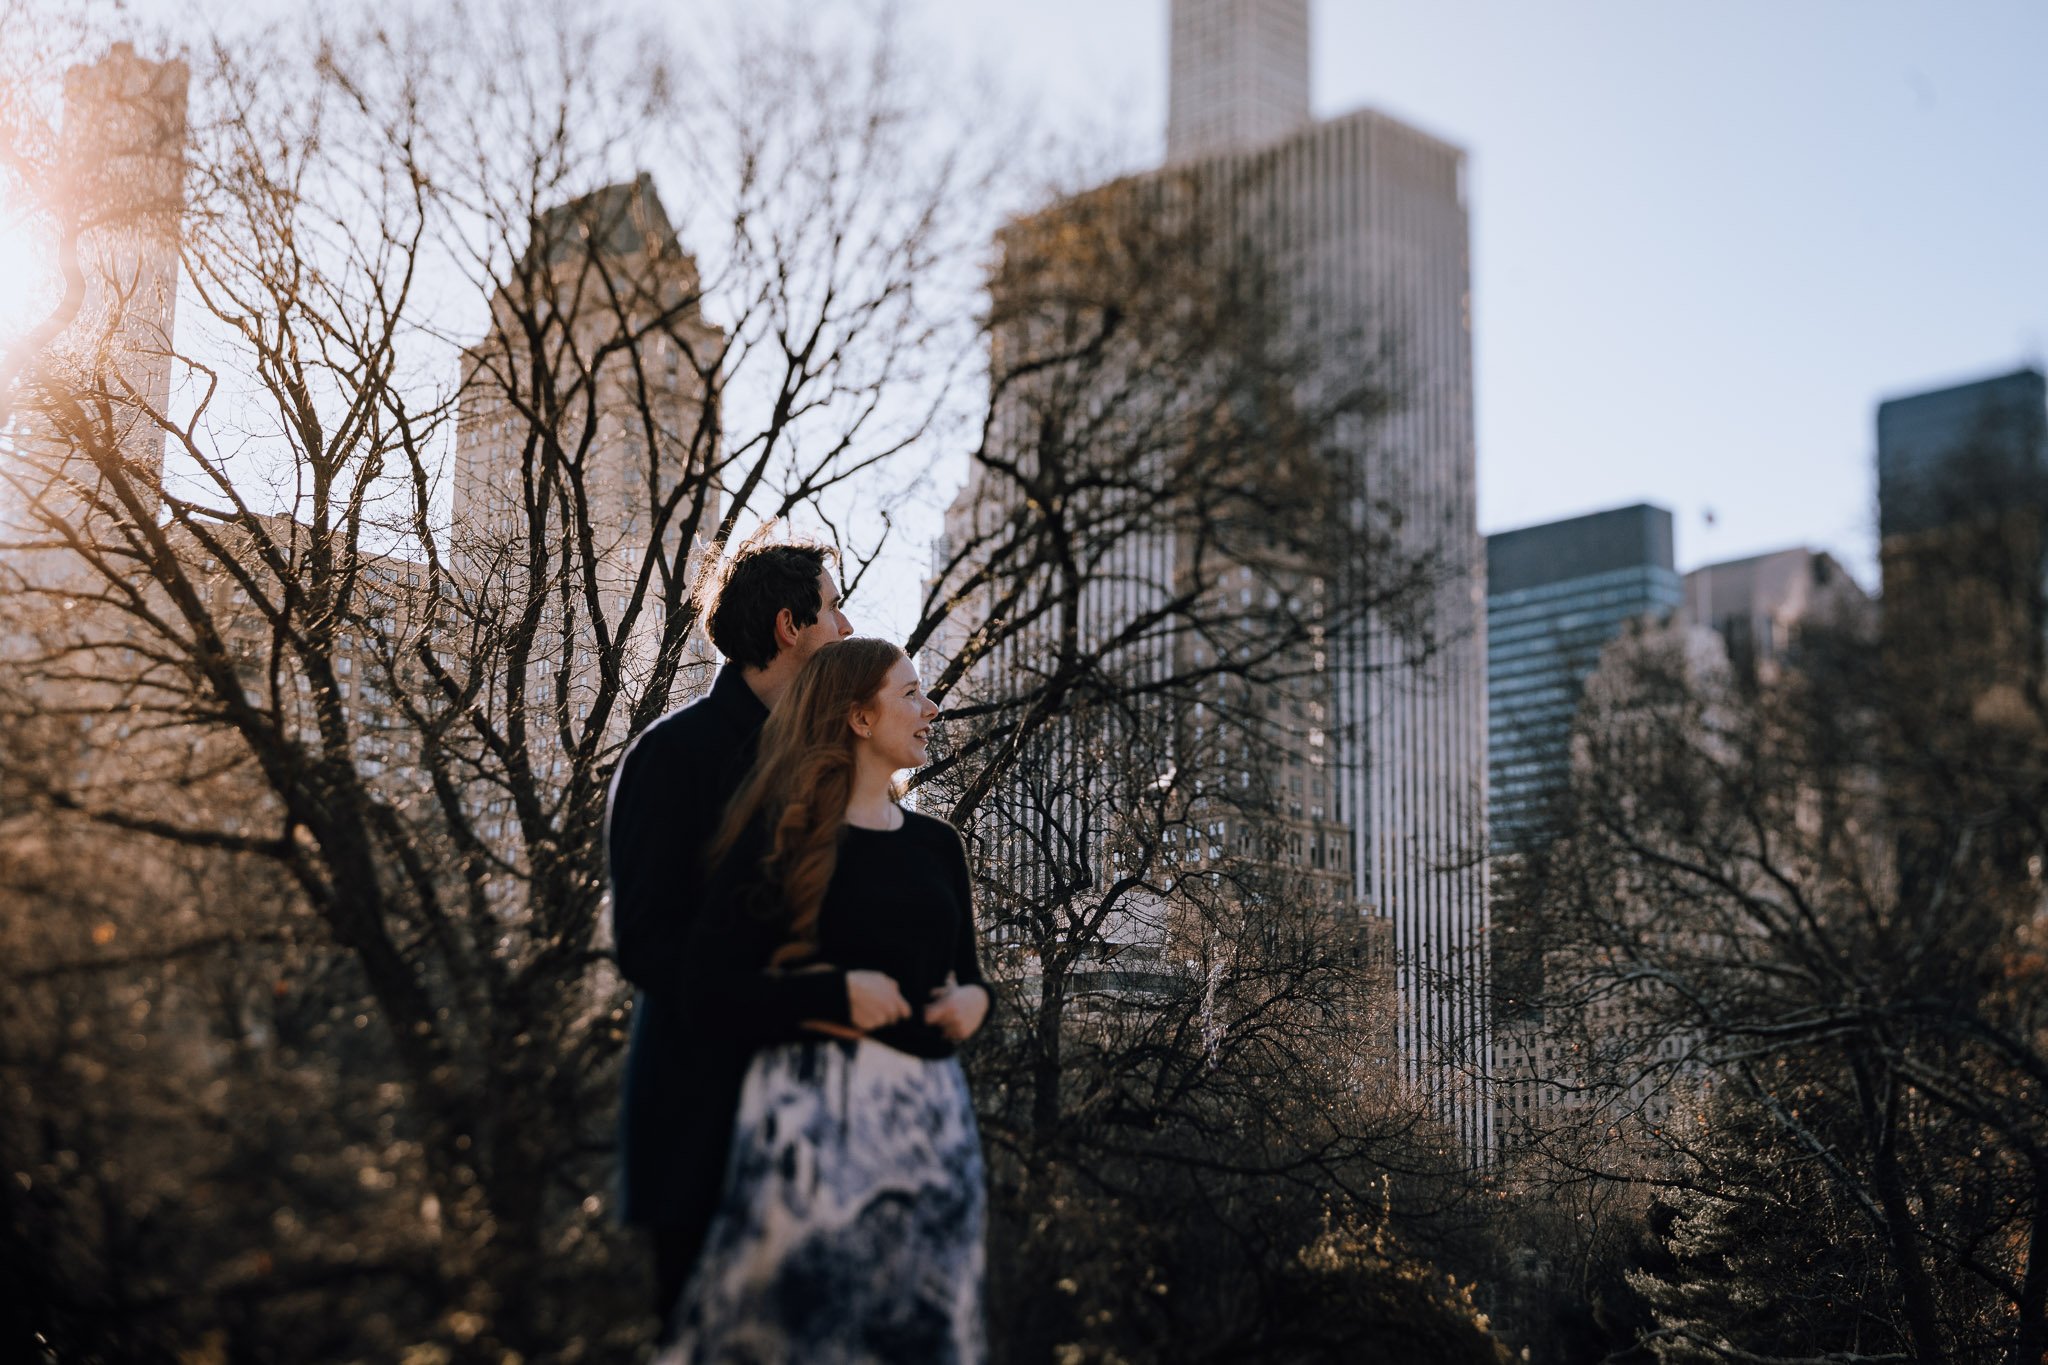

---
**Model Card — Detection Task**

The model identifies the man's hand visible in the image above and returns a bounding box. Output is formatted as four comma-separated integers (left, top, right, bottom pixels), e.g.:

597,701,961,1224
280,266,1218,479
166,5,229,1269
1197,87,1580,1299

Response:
923,975,989,1043
846,969,912,1032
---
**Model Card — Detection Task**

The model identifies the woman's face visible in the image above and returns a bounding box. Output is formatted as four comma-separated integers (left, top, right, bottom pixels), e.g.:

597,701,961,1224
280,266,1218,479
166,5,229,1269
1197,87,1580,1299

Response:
853,655,938,771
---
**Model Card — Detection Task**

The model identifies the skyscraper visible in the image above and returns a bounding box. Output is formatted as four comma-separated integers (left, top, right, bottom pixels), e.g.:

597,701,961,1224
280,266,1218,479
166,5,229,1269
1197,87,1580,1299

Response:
1165,0,1311,165
2,43,186,580
1487,503,1680,848
451,173,723,704
940,1,1489,1145
55,43,187,495
1877,368,2047,544
1167,0,1490,1148
1487,509,1703,1154
1876,368,2048,720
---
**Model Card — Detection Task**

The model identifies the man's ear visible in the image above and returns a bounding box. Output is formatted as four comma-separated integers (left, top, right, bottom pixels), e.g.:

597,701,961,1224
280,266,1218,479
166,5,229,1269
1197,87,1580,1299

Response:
774,607,800,649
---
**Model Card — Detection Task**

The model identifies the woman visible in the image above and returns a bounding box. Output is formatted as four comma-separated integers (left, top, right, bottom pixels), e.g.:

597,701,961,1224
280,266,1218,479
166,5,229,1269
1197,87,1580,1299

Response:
661,637,992,1364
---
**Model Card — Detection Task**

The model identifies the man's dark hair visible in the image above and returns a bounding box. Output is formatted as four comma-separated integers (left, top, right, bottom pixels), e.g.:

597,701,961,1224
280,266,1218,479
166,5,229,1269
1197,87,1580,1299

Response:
705,542,835,669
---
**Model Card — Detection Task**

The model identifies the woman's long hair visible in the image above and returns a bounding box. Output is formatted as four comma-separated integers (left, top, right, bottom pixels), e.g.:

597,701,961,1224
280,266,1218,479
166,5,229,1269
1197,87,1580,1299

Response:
709,638,905,964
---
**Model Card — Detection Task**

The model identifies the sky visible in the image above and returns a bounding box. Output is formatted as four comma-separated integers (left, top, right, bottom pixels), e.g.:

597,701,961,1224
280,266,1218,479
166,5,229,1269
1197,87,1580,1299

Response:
907,0,2048,586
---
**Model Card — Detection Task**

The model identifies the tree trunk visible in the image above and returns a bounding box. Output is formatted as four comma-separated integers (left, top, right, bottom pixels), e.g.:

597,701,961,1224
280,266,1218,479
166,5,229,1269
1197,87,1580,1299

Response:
2009,1162,2048,1365
1852,1054,1949,1362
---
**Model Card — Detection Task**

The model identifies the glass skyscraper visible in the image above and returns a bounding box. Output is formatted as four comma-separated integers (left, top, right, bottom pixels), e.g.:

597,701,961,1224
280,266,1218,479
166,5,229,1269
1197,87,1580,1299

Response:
1877,368,2047,543
1876,368,2048,721
1487,503,1682,849
1166,0,1491,1149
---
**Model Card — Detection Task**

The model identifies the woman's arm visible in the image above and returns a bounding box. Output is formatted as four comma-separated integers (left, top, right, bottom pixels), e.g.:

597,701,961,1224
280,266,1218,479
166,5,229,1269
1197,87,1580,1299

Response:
684,822,853,1040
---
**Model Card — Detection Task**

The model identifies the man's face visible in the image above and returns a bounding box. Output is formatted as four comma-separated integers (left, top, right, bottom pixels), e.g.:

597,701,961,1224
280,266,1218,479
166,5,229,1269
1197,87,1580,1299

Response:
788,569,854,664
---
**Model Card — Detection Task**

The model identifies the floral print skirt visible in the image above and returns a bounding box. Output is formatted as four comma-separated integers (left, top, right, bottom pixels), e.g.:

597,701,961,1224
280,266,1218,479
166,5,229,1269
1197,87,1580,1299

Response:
659,1038,986,1365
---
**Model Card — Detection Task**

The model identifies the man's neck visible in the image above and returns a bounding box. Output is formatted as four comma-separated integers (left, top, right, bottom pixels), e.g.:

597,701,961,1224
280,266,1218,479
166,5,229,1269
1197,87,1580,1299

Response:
740,660,793,713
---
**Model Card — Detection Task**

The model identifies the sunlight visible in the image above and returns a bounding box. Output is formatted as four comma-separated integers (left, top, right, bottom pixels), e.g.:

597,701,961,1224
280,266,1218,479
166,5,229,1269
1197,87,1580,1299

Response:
0,185,56,352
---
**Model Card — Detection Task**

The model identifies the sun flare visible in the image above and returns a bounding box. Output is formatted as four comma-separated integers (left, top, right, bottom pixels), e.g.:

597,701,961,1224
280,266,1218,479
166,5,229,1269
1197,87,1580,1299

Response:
0,190,57,351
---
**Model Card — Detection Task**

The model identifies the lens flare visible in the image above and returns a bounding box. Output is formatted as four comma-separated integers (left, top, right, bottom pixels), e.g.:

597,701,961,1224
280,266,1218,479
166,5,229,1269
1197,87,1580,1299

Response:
0,191,57,352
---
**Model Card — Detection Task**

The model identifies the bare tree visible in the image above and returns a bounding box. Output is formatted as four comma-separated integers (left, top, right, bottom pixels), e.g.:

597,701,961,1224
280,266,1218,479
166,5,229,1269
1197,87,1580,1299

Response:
0,4,999,1355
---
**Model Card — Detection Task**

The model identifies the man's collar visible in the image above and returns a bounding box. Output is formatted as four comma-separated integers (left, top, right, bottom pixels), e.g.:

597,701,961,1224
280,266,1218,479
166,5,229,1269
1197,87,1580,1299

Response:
711,661,770,722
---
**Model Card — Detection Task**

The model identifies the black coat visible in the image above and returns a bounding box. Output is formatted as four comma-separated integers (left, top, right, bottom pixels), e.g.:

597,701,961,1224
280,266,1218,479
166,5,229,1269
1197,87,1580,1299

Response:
608,663,768,1232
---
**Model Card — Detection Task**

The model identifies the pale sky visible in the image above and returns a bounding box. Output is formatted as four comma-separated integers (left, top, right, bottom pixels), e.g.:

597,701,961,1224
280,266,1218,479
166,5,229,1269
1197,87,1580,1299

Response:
909,0,2048,587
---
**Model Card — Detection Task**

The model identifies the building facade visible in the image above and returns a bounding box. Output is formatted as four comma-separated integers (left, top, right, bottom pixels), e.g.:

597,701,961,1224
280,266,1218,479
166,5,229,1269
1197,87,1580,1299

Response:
943,0,1492,1149
1169,0,1490,1149
1492,609,1732,1154
1486,503,1680,1152
440,174,729,867
1876,368,2048,724
1877,368,2048,545
1165,0,1311,166
1683,546,1868,687
1,43,186,596
1486,503,1681,849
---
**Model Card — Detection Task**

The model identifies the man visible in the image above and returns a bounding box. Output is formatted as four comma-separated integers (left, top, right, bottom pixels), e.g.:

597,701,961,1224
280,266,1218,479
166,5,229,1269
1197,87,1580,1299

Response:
607,541,853,1336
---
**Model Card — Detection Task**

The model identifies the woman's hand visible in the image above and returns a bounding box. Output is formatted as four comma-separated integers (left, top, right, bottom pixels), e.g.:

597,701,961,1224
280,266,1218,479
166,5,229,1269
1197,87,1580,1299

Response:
845,969,912,1032
923,977,990,1043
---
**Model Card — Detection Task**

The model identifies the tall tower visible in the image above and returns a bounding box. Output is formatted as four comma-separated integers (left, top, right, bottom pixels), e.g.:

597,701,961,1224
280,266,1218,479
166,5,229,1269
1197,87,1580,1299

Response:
936,5,1487,1150
1169,3,1490,1150
452,172,718,573
2,44,186,589
1165,0,1312,165
1875,368,2048,726
59,45,186,491
1487,504,1680,849
939,4,1488,1146
450,173,723,717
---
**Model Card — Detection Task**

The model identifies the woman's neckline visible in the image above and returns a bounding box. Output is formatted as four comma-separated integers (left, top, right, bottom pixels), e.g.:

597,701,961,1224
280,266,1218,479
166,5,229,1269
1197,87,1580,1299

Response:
843,803,906,833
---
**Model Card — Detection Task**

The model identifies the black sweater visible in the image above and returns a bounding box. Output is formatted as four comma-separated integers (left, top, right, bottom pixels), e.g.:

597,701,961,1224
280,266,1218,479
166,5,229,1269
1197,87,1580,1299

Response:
687,807,990,1059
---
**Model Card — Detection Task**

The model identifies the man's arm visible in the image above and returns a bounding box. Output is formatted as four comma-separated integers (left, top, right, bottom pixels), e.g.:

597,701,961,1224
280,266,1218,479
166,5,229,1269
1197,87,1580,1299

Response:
608,722,720,993
680,819,857,1038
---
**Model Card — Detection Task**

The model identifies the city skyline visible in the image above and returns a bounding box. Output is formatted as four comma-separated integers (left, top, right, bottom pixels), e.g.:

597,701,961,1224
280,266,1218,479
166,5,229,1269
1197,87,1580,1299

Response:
17,0,2048,638
905,0,2048,593
8,10,2046,1361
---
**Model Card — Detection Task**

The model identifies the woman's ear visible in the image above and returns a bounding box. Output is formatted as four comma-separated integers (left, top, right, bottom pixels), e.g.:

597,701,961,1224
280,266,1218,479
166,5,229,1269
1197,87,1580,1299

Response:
847,704,872,742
